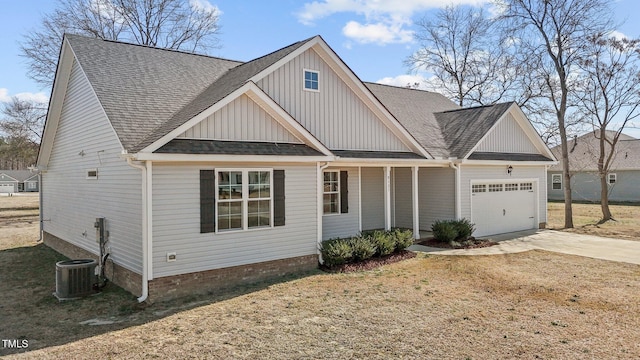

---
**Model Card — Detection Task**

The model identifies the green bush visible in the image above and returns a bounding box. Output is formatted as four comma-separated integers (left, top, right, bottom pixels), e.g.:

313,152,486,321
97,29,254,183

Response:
350,236,377,261
392,228,414,251
453,218,475,240
320,238,353,267
371,230,396,256
431,220,458,243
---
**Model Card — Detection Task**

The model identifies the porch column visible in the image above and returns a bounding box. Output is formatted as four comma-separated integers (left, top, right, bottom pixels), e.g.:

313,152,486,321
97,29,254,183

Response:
412,166,420,240
384,166,391,231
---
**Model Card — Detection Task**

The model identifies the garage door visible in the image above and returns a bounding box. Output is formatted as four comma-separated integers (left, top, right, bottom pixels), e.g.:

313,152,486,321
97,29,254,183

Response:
0,183,15,193
471,181,536,237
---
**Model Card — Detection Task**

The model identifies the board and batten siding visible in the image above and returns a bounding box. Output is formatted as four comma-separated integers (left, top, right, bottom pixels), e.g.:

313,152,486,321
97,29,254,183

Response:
43,59,143,274
257,48,409,152
360,167,385,230
177,94,301,143
460,165,546,224
322,167,360,240
152,164,317,278
475,113,539,154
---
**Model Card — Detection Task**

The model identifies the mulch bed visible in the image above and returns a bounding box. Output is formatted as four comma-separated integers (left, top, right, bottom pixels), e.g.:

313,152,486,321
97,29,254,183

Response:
417,237,498,249
320,250,417,273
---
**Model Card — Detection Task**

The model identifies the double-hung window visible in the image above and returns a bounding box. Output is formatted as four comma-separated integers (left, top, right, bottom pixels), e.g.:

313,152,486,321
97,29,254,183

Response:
608,173,616,185
323,171,339,214
552,174,562,190
216,169,272,232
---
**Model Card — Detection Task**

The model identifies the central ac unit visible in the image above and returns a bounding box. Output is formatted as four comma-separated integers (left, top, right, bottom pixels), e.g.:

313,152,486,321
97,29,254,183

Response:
55,259,97,300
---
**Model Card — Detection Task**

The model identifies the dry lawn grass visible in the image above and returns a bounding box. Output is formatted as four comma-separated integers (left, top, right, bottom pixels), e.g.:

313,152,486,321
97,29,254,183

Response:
548,201,640,240
2,195,640,358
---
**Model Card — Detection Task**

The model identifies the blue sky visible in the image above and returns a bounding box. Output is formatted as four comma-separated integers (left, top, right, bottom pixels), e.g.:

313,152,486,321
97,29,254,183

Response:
1,0,640,136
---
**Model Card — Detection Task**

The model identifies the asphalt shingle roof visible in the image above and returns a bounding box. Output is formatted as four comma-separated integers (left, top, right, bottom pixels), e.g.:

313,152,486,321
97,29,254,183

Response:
331,150,426,159
549,131,640,171
66,34,242,152
468,152,552,162
0,170,38,181
156,139,323,156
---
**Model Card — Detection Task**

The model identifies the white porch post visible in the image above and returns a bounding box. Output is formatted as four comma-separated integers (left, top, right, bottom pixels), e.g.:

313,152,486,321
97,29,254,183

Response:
412,166,420,239
384,166,391,231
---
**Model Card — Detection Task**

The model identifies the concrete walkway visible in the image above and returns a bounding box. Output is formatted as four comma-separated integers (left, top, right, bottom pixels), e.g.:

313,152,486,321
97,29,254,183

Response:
408,229,640,265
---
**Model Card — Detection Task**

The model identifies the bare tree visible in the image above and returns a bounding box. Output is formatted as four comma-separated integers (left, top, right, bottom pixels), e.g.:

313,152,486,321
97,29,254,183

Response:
407,5,529,107
0,98,47,168
577,34,640,221
499,0,614,228
21,0,222,87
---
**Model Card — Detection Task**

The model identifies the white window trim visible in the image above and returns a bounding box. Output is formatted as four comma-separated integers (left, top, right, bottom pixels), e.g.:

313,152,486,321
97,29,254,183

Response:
303,68,320,92
608,173,617,185
322,170,341,216
27,181,37,189
86,168,98,180
551,174,562,190
214,168,274,234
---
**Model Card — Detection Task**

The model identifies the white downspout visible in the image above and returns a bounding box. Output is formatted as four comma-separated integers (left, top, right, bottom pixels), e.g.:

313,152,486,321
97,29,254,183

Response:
449,162,461,220
317,162,330,263
125,156,148,303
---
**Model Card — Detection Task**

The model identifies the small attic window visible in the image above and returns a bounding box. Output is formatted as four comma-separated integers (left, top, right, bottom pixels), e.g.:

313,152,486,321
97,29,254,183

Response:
87,169,98,179
304,69,319,91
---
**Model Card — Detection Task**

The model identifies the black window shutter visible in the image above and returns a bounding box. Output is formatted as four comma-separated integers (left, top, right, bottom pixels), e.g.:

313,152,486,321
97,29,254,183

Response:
274,170,285,226
340,170,349,214
200,170,215,233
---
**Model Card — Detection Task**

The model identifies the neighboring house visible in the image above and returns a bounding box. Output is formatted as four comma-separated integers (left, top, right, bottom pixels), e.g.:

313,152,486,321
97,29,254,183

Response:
38,34,555,302
548,131,640,202
0,170,40,193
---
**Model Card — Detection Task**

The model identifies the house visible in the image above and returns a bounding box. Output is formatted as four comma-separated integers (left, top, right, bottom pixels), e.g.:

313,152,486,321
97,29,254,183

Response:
0,170,39,193
548,131,640,202
38,34,555,302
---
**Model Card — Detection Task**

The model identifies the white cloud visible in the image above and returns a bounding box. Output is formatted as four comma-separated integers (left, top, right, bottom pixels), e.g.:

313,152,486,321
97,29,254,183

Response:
0,88,49,104
189,0,222,15
297,0,488,46
609,30,628,40
343,20,413,45
376,74,429,89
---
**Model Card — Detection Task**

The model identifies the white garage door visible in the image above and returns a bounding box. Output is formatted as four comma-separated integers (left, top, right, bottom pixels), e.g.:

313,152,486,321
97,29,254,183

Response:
471,181,536,237
0,183,15,193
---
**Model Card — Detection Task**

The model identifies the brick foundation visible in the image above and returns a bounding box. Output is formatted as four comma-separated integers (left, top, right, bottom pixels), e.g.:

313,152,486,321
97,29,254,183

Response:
148,254,319,303
43,232,142,297
44,232,319,303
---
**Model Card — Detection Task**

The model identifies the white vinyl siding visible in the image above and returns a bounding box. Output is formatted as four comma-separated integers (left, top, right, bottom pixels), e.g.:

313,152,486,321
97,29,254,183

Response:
257,48,409,152
177,94,301,143
152,164,317,278
548,170,640,202
460,165,546,226
476,113,539,153
322,167,360,240
360,167,385,231
43,59,142,273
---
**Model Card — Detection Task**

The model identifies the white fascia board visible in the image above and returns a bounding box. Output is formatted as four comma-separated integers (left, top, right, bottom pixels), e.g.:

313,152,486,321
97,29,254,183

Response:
248,36,432,160
244,83,333,156
332,158,451,167
461,159,557,166
37,38,74,168
133,152,334,163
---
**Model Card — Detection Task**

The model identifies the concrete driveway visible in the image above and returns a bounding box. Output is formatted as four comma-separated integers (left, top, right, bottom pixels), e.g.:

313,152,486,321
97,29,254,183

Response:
408,229,640,265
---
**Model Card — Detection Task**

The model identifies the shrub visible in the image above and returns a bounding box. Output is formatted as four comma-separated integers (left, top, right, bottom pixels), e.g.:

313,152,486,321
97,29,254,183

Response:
392,228,414,251
453,218,475,241
431,220,458,243
350,236,377,261
320,238,353,267
371,230,396,256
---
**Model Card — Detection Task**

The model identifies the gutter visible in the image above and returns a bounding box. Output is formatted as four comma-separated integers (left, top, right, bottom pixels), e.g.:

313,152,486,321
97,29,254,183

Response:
449,161,462,220
124,155,149,303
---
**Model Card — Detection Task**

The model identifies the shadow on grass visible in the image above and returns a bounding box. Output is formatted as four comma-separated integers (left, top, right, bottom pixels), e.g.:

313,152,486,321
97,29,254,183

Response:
0,243,320,356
